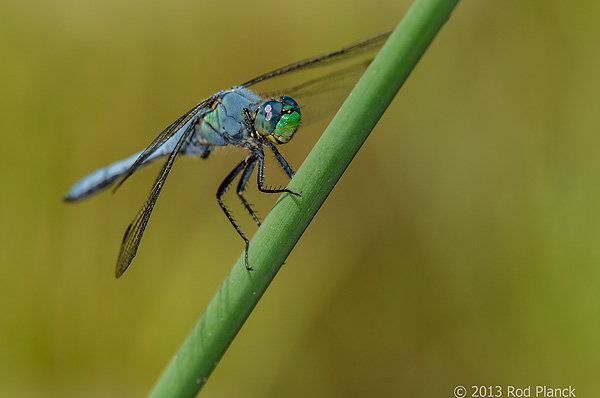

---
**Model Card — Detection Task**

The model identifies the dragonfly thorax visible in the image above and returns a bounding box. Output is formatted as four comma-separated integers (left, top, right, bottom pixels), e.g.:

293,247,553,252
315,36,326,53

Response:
254,95,301,144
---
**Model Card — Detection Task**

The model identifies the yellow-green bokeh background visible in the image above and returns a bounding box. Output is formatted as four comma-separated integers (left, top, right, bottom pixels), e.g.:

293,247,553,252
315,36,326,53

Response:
2,0,600,396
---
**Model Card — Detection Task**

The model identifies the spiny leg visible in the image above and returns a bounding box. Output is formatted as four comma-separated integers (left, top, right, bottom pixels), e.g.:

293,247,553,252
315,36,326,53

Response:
236,156,261,226
256,145,301,196
264,140,296,180
217,153,256,270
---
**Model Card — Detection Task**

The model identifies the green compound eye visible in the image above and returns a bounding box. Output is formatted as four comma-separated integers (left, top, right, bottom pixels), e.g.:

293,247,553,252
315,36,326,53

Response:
255,96,301,144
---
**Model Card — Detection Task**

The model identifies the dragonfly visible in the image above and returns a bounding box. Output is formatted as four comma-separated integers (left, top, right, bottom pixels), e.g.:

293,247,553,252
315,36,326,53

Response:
64,30,391,278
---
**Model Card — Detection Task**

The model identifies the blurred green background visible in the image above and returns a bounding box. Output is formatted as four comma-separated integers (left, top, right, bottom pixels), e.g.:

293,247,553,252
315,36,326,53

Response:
2,0,600,396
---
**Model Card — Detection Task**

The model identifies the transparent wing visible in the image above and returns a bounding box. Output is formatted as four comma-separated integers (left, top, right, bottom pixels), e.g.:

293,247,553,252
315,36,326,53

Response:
240,30,390,126
260,59,373,126
112,97,213,193
115,117,196,278
239,30,391,89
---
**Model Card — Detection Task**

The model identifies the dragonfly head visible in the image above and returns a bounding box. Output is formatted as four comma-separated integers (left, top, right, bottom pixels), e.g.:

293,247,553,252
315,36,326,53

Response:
255,96,301,144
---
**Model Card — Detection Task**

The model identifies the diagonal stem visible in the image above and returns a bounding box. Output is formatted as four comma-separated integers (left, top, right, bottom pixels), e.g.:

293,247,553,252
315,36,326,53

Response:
148,0,461,396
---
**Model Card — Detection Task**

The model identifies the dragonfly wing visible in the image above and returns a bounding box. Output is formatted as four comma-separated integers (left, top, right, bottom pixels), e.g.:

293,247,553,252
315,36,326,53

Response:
115,116,196,278
113,98,213,193
259,59,373,126
239,30,391,89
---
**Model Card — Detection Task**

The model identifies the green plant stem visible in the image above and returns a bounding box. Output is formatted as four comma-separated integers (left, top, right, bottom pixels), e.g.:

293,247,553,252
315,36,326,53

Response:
148,0,460,396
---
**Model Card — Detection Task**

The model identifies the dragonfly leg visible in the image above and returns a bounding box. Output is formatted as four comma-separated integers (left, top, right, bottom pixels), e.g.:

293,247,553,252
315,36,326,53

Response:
236,157,261,226
257,143,301,196
217,153,257,270
264,140,296,179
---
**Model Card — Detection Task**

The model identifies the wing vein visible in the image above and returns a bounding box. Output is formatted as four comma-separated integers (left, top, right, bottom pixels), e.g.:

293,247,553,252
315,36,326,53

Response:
112,98,212,193
115,116,196,278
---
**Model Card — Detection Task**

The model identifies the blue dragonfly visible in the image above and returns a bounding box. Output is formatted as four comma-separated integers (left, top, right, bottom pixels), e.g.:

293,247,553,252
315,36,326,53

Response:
64,30,391,278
